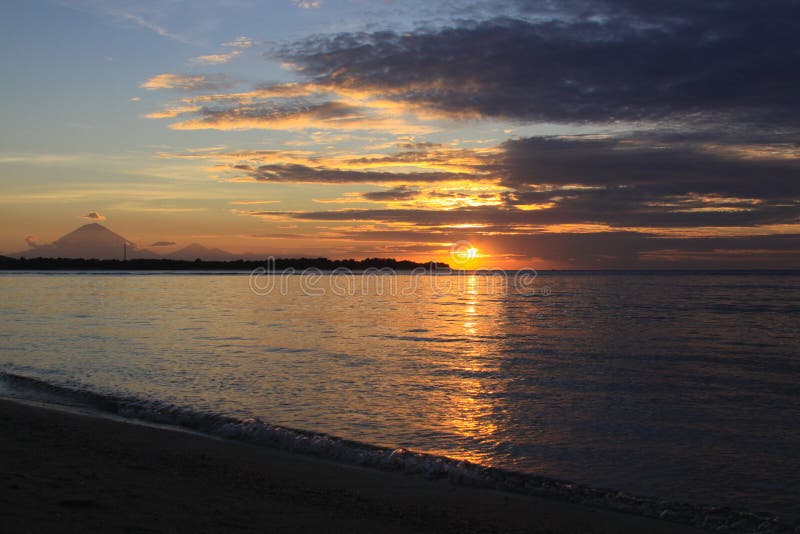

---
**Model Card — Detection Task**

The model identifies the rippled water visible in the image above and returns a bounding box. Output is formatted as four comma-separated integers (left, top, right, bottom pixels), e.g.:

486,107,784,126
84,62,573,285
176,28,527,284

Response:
0,272,798,520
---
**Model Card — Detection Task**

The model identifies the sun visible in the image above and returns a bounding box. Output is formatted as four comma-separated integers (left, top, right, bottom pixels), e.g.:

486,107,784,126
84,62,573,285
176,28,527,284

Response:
449,241,482,266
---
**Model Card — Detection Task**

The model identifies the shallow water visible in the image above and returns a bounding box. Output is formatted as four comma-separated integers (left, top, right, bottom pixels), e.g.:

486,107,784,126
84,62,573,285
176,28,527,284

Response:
0,271,798,520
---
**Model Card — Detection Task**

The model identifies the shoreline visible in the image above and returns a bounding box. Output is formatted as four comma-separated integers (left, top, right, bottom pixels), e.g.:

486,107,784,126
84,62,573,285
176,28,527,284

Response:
0,396,707,533
1,370,797,534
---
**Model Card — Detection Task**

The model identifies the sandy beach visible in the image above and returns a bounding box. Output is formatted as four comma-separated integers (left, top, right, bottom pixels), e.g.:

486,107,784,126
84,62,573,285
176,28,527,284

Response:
0,397,706,534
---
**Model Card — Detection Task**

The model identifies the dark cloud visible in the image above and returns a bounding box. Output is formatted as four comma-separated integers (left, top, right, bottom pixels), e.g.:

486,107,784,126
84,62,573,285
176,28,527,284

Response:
258,200,798,229
167,99,428,132
172,101,358,129
499,136,800,198
241,130,799,230
82,211,106,221
148,241,177,247
245,163,476,184
496,134,800,229
277,1,800,128
492,231,800,268
361,185,422,201
396,141,441,150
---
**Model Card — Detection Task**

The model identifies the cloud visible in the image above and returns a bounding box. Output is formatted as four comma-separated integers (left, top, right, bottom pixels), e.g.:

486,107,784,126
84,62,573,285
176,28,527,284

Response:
362,186,422,202
189,50,242,65
133,1,800,267
228,200,281,205
260,191,797,230
148,241,176,247
492,134,800,231
170,131,800,228
107,8,194,45
186,35,254,65
181,83,322,105
82,211,106,221
293,0,321,8
157,143,497,180
165,100,432,133
242,164,477,184
140,73,232,92
222,36,255,49
493,231,800,268
140,1,800,138
498,135,800,205
144,105,201,119
141,80,444,133
25,235,40,248
275,2,800,129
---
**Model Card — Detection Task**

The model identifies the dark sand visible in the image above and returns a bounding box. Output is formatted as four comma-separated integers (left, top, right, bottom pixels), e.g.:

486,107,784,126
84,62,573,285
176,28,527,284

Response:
0,398,704,533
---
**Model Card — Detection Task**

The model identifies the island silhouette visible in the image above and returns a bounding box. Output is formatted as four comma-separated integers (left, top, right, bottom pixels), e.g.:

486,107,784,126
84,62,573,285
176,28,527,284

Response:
1,223,449,271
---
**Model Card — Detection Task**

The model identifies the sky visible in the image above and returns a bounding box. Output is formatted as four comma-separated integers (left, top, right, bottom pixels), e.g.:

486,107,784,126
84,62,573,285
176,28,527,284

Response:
1,0,799,269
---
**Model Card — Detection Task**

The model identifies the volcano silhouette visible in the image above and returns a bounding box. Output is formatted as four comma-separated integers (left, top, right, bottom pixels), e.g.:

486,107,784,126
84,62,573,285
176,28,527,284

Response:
10,223,244,260
12,223,158,260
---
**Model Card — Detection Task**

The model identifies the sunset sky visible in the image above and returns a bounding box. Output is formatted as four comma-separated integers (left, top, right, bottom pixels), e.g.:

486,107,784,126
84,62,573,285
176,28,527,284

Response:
2,0,799,268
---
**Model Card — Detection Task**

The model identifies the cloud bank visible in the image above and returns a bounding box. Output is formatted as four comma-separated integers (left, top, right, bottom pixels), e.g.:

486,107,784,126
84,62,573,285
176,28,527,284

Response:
143,0,800,267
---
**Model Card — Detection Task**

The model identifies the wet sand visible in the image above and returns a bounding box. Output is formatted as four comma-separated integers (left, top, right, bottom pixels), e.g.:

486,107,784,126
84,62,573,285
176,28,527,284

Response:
0,398,703,533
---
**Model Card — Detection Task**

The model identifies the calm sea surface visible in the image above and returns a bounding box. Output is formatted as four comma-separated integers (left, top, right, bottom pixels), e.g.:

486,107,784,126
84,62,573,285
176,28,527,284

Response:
1,272,798,519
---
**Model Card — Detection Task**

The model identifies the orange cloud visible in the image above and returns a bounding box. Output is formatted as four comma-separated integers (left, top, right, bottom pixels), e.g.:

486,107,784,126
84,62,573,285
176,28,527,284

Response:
140,73,232,91
166,101,434,133
189,50,242,65
144,105,201,119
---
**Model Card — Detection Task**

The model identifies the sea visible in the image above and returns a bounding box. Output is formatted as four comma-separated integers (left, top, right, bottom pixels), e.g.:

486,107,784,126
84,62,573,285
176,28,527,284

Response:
1,271,798,529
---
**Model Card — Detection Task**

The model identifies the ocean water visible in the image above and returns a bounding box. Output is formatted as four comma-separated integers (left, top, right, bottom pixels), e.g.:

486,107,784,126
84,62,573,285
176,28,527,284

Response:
0,271,798,524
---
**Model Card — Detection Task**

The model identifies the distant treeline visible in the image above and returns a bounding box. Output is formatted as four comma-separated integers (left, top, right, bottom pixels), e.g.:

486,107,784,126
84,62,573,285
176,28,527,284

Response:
0,256,450,271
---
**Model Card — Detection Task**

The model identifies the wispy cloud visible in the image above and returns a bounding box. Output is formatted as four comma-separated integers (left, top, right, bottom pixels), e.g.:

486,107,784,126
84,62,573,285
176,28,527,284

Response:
144,104,201,119
165,101,433,133
293,0,321,9
228,200,281,205
140,73,232,91
189,50,242,65
107,9,194,45
187,34,256,65
223,36,254,48
156,143,496,184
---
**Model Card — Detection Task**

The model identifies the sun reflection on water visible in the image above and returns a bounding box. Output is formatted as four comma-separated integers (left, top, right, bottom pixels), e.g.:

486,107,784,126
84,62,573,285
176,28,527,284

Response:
435,274,503,465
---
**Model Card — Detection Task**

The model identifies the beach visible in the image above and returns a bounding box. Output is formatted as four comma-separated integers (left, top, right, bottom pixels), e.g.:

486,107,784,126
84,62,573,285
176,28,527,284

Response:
0,398,702,534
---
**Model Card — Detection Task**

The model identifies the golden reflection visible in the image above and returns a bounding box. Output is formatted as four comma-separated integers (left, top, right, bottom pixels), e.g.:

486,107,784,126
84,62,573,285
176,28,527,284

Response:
436,274,502,465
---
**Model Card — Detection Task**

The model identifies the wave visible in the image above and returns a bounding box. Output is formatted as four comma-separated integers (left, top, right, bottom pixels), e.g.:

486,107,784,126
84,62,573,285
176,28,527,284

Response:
0,371,793,534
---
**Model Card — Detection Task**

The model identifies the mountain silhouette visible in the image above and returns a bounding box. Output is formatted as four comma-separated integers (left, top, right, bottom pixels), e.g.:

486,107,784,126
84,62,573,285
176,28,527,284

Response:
164,243,237,261
7,224,444,265
10,223,246,260
12,224,164,260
